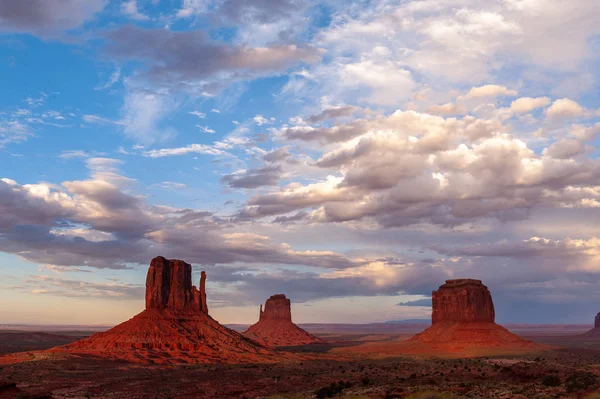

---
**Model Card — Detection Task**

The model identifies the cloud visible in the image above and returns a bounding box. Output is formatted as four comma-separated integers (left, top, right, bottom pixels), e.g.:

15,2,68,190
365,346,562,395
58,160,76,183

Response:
263,147,290,163
546,98,585,119
143,143,226,158
0,120,32,147
543,138,586,159
82,114,124,126
95,66,121,90
189,111,206,119
21,275,144,299
120,0,149,21
0,0,107,37
120,88,178,143
221,165,282,189
461,85,518,99
510,97,551,113
59,150,90,159
397,298,432,307
197,125,215,134
104,26,322,95
306,105,359,123
242,107,600,227
253,115,274,126
425,102,467,116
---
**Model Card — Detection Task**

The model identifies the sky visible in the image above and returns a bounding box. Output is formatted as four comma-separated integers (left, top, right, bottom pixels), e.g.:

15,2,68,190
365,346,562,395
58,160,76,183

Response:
1,0,600,326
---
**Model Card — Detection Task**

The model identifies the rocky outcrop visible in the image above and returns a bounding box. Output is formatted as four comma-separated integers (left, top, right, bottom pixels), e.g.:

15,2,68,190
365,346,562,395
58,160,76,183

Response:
401,278,536,354
336,278,540,357
432,279,495,324
245,294,323,347
579,312,600,337
145,256,208,313
57,256,271,364
259,294,292,321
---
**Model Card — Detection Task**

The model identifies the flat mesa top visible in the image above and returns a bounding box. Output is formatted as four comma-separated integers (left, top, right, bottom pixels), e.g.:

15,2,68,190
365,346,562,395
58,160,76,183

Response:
269,294,287,300
442,279,484,287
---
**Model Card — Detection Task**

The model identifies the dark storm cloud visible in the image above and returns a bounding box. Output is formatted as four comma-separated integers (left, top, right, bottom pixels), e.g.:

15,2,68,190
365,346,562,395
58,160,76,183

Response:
104,26,322,91
0,0,107,37
221,165,282,189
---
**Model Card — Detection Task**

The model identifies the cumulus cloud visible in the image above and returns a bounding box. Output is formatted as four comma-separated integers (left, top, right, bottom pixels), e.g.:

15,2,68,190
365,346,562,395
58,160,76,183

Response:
241,107,600,227
510,97,551,113
425,102,467,116
543,138,586,159
461,85,518,99
546,98,585,119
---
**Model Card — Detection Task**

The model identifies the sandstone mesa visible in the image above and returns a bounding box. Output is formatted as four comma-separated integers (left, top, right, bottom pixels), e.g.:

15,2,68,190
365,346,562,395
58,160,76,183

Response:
244,294,323,347
53,256,273,364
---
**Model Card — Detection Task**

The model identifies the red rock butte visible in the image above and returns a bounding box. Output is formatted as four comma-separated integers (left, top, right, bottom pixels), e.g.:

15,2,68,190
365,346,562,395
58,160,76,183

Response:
336,278,544,357
53,256,273,364
244,294,323,347
580,312,600,337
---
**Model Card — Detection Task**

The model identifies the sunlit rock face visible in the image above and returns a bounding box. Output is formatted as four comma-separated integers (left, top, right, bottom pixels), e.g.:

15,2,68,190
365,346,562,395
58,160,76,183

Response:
431,279,495,324
259,294,292,322
54,256,271,364
145,256,208,314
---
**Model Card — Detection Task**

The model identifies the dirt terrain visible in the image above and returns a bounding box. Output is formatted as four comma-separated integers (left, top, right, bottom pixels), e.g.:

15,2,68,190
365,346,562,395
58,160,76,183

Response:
3,331,600,398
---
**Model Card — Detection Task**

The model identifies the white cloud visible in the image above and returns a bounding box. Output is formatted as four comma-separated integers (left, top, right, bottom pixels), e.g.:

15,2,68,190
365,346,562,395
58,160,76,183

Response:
176,0,209,18
425,102,467,116
462,85,518,99
0,121,32,147
253,115,273,126
120,0,149,21
546,98,585,119
59,150,89,159
121,88,177,143
510,97,551,113
189,111,206,119
196,125,215,134
143,144,226,158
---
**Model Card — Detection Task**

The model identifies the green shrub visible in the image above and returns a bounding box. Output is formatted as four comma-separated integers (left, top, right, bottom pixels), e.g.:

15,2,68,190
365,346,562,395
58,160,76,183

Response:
541,375,561,387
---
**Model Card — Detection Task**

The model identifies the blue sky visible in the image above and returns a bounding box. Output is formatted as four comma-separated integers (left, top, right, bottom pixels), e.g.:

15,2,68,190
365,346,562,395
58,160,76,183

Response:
1,0,600,325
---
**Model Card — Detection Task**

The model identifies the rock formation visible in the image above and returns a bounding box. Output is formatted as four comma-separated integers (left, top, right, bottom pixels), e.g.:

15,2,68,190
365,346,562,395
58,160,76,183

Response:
145,257,208,313
56,256,272,364
244,294,323,347
579,312,600,337
432,279,495,323
336,278,542,357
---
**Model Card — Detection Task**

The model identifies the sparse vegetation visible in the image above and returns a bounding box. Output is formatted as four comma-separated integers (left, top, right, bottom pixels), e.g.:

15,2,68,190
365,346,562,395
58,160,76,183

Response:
565,371,598,393
541,374,561,387
405,392,462,399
